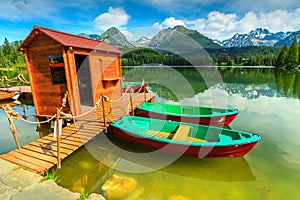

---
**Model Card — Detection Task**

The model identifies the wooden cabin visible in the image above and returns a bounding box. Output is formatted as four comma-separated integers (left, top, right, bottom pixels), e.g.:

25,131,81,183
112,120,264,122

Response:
19,26,122,117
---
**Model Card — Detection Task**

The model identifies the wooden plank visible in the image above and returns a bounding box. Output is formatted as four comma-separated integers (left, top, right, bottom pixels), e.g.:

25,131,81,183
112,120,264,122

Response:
28,141,73,155
172,125,191,141
16,148,58,163
35,138,80,150
0,154,45,173
8,151,54,169
146,130,172,139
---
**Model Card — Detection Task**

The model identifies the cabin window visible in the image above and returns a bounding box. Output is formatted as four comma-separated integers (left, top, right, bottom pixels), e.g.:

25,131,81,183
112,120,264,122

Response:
48,54,66,84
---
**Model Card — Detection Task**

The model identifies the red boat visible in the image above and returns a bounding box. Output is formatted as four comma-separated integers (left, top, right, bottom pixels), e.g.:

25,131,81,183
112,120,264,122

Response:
0,91,15,101
136,102,239,125
109,116,261,158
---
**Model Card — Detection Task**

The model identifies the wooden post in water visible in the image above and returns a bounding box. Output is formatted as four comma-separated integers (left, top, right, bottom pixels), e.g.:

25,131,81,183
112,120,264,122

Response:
2,105,21,149
56,108,61,169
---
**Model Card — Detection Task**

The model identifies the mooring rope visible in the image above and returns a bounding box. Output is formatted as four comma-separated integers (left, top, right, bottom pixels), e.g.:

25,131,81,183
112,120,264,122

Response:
2,81,148,125
1,74,30,85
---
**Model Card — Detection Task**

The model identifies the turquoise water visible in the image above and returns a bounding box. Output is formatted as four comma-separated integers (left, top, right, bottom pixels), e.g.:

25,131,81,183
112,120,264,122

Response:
2,67,300,199
0,99,40,154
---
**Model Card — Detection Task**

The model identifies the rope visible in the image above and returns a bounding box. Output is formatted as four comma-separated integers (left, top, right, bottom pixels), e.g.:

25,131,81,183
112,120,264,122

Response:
2,80,148,126
60,96,102,120
17,74,30,84
1,74,30,85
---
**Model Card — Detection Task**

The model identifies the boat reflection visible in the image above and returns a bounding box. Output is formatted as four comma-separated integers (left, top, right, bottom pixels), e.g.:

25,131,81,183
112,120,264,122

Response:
161,156,255,182
92,133,256,182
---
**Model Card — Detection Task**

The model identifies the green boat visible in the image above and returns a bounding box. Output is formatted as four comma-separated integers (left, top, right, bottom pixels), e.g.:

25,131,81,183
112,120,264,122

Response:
109,116,261,158
136,102,240,125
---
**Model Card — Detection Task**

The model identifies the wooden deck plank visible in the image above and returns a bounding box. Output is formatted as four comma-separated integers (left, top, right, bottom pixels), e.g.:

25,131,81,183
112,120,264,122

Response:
8,151,54,169
16,148,58,163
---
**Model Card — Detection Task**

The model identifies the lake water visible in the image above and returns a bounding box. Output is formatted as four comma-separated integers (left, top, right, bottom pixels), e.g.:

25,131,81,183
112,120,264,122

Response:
1,67,300,199
0,97,40,154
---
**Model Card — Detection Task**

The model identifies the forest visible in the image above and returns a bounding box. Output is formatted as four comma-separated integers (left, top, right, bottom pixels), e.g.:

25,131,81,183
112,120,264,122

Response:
0,38,25,70
0,37,299,70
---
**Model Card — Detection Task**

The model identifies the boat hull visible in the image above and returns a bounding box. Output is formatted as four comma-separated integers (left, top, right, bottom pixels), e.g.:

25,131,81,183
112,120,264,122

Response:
110,126,259,158
136,109,239,125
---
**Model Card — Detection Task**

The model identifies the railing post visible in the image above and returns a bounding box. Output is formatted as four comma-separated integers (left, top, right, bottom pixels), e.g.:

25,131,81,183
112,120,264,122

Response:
2,105,20,149
101,94,107,131
56,108,61,169
130,92,134,116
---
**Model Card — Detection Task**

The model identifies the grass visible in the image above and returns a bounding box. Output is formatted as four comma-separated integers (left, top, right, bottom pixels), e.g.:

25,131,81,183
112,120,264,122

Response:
78,188,89,200
42,169,58,183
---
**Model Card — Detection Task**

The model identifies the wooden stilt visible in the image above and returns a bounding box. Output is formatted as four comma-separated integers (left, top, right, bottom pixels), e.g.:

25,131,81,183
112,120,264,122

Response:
101,94,107,131
56,108,61,169
2,105,21,149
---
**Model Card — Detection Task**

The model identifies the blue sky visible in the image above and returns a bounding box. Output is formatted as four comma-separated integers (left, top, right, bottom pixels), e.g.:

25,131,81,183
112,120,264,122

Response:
1,0,300,42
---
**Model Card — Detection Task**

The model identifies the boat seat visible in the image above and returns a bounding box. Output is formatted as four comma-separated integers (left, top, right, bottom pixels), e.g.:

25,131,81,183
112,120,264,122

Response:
172,124,191,141
146,130,172,139
146,130,206,142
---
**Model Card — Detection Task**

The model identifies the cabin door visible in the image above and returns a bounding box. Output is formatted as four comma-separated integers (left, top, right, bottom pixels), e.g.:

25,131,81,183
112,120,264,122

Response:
75,54,93,109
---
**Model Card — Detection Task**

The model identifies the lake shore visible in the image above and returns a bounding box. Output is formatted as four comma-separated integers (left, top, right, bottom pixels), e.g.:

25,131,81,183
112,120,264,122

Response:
0,158,105,200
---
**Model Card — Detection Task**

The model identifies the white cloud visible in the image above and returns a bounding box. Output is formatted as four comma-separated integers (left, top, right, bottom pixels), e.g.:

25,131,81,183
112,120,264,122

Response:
182,8,300,40
93,7,130,31
162,17,186,28
153,17,186,29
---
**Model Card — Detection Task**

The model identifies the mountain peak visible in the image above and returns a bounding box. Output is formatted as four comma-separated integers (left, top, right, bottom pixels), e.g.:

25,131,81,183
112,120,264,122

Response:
222,28,292,47
99,27,135,50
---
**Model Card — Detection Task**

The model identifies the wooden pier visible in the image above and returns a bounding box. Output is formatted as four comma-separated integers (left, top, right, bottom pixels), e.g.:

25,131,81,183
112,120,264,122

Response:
0,93,155,174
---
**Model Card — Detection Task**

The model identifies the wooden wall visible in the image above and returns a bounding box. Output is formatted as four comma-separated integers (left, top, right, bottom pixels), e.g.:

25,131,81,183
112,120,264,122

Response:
24,33,122,117
25,33,69,116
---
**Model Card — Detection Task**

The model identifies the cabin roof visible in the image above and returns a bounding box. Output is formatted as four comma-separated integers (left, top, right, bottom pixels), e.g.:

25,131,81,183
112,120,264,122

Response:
20,26,122,54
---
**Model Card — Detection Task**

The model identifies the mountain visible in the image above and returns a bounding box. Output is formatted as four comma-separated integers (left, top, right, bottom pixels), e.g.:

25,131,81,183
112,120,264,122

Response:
148,25,221,55
221,28,292,47
274,30,300,46
78,33,100,40
99,27,135,50
130,36,151,47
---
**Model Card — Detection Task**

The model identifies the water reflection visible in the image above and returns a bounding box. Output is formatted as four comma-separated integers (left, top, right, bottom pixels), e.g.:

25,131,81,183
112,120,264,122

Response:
123,67,300,101
0,97,39,154
55,67,300,199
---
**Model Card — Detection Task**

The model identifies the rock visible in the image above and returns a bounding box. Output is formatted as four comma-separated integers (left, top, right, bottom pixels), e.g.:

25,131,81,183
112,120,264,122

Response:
0,181,18,200
11,179,80,200
86,193,106,200
168,195,189,200
101,174,137,199
0,159,17,177
0,168,42,190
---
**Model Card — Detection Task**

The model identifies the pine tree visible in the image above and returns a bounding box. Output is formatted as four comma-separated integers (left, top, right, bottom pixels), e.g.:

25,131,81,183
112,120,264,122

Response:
275,44,289,68
285,39,299,69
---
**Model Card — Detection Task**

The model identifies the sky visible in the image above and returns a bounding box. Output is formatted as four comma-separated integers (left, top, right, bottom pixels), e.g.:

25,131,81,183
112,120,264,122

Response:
1,0,300,43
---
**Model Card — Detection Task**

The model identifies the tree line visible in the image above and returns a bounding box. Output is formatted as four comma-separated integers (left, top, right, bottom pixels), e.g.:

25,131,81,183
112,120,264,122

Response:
275,39,299,69
121,46,282,67
1,36,299,69
0,38,25,70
